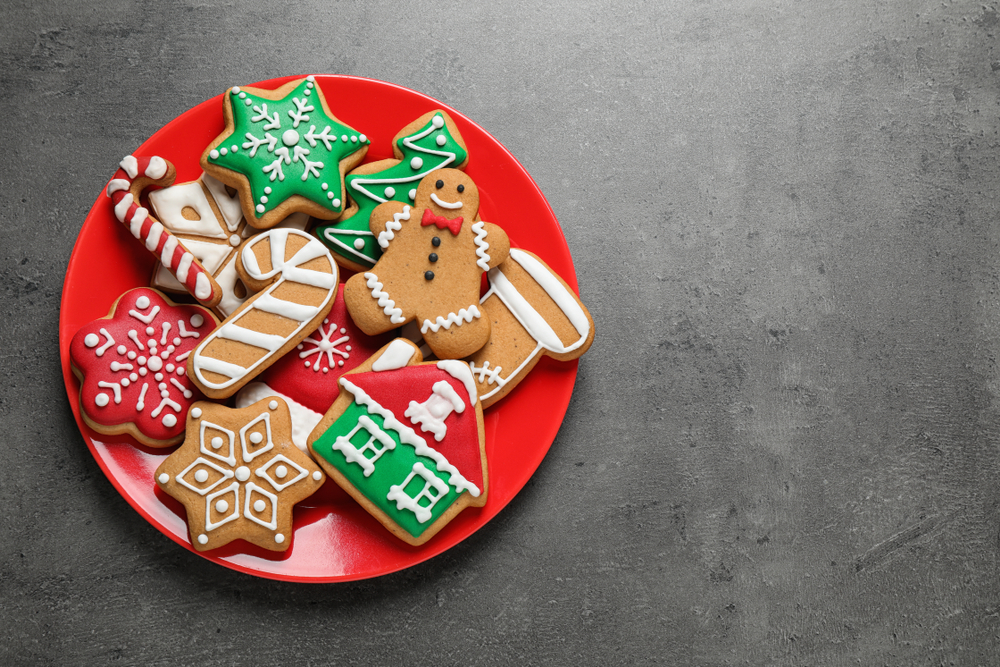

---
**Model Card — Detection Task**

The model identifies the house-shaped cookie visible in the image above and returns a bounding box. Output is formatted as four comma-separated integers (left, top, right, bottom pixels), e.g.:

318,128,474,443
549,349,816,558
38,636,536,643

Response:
308,339,488,545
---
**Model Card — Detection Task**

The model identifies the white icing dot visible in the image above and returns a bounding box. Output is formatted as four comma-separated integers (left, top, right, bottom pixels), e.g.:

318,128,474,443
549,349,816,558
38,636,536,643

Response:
436,134,447,146
176,367,185,376
210,149,219,159
166,364,175,373
128,351,137,360
327,192,334,200
190,314,204,328
275,533,285,544
160,389,168,398
312,471,322,481
146,328,154,336
238,92,246,99
158,473,169,484
336,361,342,368
138,356,147,366
129,373,138,381
191,407,202,418
215,499,229,513
306,75,315,82
253,499,266,512
147,356,163,372
173,337,181,345
231,145,239,152
303,361,310,368
351,135,358,143
333,199,341,207
269,400,278,410
163,414,177,428
264,186,272,194
321,182,328,191
95,393,109,407
161,350,169,359
384,186,396,198
120,378,130,388
195,469,209,483
410,157,423,170
139,368,148,376
354,238,365,250
341,135,348,142
304,89,311,96
84,333,99,348
261,195,268,204
432,115,444,128
360,134,368,143
156,375,164,383
340,328,347,334
306,80,314,88
236,466,250,482
249,432,263,444
232,86,241,94
244,99,252,106
220,147,228,156
275,465,287,479
198,534,208,545
282,129,299,146
211,436,223,449
256,204,265,213
409,189,417,201
117,345,127,354
136,296,150,309
229,234,240,246
345,344,351,350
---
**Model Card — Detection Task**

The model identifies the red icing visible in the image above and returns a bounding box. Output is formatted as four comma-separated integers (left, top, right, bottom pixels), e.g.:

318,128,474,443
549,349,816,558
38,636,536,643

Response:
348,362,484,492
420,208,463,235
259,284,393,414
69,288,217,443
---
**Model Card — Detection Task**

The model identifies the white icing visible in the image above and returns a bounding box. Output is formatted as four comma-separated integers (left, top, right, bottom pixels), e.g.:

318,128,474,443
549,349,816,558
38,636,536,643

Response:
372,339,417,371
404,380,465,442
330,415,396,477
235,382,321,452
202,174,244,232
119,155,139,179
84,333,99,348
148,181,228,240
387,462,449,523
364,272,405,324
377,206,411,249
410,157,423,170
471,220,491,271
430,193,463,210
145,156,168,180
129,305,160,325
106,178,130,196
145,222,164,251
95,328,115,356
299,318,350,371
436,359,479,405
420,305,481,334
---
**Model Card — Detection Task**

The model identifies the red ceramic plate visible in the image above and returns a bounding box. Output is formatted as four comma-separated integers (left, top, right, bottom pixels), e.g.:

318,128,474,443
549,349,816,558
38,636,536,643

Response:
59,75,579,582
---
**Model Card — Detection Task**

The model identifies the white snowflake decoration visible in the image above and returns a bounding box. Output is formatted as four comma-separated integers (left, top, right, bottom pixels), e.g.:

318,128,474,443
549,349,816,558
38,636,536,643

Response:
297,317,352,373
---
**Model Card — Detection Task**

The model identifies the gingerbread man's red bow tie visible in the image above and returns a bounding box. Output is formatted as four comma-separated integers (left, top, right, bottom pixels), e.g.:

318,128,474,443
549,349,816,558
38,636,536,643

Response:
421,208,463,235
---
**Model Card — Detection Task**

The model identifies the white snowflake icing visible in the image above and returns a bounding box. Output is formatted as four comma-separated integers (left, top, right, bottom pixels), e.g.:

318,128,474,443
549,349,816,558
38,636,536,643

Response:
297,317,351,373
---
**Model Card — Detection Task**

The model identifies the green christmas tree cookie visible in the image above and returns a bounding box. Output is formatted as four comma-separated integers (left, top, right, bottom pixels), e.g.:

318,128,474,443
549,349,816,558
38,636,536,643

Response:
315,110,469,271
201,76,369,229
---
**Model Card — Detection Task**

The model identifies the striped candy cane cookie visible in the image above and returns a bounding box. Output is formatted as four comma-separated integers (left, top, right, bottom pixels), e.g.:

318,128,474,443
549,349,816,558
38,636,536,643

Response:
106,155,222,308
188,229,338,399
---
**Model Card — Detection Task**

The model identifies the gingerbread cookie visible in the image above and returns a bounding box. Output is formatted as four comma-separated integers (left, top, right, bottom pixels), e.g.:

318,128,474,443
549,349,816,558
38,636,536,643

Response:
315,110,469,272
343,169,509,359
466,249,595,408
201,76,368,229
188,228,338,399
308,339,487,546
155,397,325,551
106,156,223,308
70,288,219,447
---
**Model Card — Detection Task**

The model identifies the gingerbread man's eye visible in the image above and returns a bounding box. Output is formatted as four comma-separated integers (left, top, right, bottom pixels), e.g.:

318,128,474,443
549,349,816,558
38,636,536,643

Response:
435,179,444,189
457,184,465,193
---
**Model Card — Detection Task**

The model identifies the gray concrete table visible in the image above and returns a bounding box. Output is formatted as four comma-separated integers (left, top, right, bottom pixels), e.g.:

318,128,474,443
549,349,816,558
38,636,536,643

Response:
3,1,1000,664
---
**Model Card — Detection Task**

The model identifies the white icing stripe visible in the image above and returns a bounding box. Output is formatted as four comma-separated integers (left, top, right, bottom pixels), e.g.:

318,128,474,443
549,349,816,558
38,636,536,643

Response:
421,306,481,334
364,272,405,324
436,359,478,405
176,253,193,283
216,323,287,351
252,293,319,321
145,222,164,251
378,206,411,249
195,355,248,379
471,221,491,272
107,178,131,196
488,268,563,351
161,236,178,267
114,192,134,222
129,207,147,237
120,155,139,179
194,273,212,300
430,193,463,209
339,378,480,496
509,249,590,339
145,156,168,179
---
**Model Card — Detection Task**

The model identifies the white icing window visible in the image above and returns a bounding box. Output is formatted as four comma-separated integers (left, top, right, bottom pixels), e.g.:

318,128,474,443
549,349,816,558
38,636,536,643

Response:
331,415,396,477
386,462,449,524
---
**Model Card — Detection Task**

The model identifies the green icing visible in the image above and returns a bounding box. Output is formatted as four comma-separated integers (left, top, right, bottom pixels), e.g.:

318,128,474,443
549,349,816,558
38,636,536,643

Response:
312,400,464,538
315,112,468,268
207,77,368,220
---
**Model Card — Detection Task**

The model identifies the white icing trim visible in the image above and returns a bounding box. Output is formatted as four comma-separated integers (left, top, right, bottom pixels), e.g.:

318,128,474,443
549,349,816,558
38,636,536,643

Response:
372,340,417,371
119,155,139,179
364,272,405,324
377,206,411,249
430,193,463,210
471,221,491,271
235,382,321,453
436,359,478,405
420,305,481,334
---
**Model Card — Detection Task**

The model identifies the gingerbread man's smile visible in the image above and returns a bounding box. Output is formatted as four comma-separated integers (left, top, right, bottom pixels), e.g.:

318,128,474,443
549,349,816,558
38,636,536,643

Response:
430,193,463,209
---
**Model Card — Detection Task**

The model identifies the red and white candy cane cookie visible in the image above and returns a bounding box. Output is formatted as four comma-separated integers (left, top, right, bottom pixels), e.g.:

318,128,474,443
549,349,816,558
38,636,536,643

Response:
106,155,223,308
69,288,220,447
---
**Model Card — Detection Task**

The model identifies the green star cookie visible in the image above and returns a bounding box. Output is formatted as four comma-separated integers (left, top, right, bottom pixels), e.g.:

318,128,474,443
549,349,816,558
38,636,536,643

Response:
201,76,369,229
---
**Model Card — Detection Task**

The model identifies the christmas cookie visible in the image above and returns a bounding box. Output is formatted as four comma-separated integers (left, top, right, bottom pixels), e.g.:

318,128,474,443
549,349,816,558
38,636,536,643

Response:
309,339,488,546
343,169,510,359
466,249,595,408
201,76,369,229
69,288,219,447
315,110,469,272
106,156,223,308
189,228,338,399
155,397,325,551
146,171,311,318
233,283,394,451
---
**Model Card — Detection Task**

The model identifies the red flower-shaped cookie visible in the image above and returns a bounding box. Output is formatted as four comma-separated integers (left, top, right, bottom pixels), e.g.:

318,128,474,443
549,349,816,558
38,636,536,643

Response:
70,288,219,446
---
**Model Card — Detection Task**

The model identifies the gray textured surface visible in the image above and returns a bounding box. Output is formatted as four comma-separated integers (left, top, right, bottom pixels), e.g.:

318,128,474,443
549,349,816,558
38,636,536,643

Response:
4,0,1000,664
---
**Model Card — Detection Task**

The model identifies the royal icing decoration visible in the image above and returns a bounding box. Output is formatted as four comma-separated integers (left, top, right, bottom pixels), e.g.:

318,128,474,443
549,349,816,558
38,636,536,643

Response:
204,76,368,224
309,340,488,545
316,111,468,269
155,398,324,552
190,229,337,397
70,288,217,446
106,156,221,307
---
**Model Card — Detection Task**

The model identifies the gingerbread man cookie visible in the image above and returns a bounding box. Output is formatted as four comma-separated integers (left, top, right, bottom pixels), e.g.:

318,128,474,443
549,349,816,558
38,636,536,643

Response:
155,397,325,552
343,170,509,360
